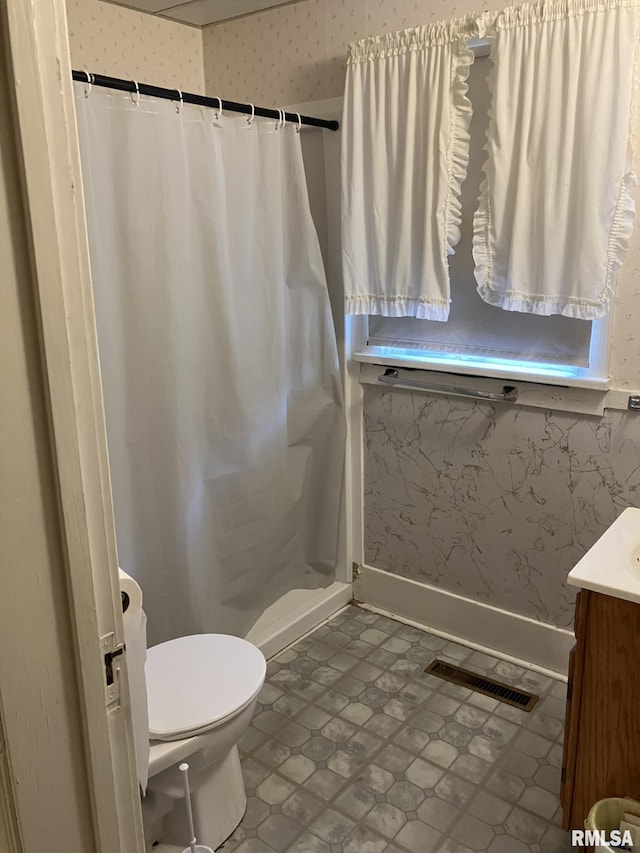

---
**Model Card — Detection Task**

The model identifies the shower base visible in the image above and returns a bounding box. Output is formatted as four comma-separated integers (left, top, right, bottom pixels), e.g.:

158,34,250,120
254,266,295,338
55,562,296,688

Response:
245,580,351,659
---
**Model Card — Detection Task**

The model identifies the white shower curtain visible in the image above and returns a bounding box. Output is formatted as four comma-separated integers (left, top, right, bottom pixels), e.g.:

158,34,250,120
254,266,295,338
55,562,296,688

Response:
75,87,344,645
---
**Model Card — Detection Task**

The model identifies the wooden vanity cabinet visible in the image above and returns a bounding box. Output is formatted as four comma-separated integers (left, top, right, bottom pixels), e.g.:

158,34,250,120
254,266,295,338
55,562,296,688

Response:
561,589,640,830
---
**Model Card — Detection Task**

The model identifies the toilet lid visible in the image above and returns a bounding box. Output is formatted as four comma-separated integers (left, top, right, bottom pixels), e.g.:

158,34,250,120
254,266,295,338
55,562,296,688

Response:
145,634,266,741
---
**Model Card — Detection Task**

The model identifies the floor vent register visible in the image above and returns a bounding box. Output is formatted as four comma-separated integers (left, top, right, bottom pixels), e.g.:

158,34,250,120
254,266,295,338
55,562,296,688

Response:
424,659,540,711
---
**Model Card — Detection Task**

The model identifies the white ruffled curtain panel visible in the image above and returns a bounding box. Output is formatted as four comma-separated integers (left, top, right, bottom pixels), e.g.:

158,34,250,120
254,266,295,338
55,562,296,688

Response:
474,0,638,318
75,87,344,645
343,0,638,321
342,19,478,320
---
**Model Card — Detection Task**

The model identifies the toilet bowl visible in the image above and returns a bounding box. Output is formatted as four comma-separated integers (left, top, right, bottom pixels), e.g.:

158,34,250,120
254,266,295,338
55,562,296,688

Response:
139,633,266,851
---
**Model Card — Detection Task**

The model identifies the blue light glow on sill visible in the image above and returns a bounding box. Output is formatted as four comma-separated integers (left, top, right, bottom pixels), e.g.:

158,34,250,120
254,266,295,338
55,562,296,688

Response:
373,348,580,379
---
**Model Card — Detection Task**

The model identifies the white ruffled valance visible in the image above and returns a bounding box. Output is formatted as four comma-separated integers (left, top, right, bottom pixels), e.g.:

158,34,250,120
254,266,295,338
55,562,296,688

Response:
473,0,639,318
347,15,482,62
342,16,478,319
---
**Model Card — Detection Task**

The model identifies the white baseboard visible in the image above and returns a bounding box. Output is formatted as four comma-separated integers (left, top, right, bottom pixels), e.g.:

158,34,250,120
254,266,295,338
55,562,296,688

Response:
246,581,352,660
355,565,574,677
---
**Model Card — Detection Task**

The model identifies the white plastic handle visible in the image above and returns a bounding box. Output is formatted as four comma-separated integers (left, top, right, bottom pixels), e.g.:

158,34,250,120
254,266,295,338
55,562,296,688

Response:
179,763,197,853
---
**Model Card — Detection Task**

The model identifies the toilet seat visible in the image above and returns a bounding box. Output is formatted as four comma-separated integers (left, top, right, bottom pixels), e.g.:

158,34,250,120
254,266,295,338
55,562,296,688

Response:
145,634,266,741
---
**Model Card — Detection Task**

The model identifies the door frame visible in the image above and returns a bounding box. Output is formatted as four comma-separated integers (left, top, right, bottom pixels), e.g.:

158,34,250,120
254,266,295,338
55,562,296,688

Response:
2,1,144,850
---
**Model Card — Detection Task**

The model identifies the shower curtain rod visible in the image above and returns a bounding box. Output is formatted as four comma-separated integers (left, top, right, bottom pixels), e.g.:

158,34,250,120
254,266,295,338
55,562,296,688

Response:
71,70,340,131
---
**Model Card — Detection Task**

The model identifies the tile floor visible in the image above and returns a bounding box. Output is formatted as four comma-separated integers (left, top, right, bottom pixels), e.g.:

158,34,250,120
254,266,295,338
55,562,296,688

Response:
221,605,572,853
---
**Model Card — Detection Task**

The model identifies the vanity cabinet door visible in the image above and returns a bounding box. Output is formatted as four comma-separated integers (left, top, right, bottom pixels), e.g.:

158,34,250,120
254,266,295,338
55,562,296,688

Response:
562,590,640,830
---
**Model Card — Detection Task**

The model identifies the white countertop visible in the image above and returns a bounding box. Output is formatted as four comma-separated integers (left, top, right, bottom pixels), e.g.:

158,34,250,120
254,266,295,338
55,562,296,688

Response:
568,507,640,605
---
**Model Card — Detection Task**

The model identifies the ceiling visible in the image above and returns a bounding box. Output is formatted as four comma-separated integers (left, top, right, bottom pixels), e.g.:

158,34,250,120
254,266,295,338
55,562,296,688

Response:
106,0,303,28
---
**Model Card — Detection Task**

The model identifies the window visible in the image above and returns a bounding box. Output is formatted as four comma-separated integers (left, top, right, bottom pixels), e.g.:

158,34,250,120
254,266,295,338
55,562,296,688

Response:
353,49,611,390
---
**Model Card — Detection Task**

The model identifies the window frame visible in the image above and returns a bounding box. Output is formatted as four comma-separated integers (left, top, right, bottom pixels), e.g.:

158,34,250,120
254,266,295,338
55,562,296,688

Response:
349,36,614,393
353,313,612,390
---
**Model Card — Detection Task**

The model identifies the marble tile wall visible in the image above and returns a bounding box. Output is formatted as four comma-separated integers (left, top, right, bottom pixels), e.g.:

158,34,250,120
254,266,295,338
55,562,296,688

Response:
363,386,640,629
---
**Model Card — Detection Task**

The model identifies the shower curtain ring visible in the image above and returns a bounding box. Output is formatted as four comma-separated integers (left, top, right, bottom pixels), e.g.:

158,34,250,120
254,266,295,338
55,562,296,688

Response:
82,70,93,98
130,80,140,106
295,113,302,133
280,108,287,130
175,89,183,113
214,97,222,120
247,103,255,125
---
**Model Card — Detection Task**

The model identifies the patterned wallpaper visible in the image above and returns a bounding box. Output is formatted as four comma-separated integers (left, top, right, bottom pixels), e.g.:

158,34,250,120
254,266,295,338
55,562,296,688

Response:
204,0,329,105
65,0,204,91
364,386,640,629
202,0,499,104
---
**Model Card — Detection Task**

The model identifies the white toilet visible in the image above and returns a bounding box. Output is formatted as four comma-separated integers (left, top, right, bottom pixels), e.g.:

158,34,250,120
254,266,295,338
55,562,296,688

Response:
141,633,266,851
119,569,266,851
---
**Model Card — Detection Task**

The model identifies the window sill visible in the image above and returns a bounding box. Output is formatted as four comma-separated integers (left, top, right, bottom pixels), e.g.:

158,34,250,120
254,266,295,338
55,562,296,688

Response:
353,347,611,391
